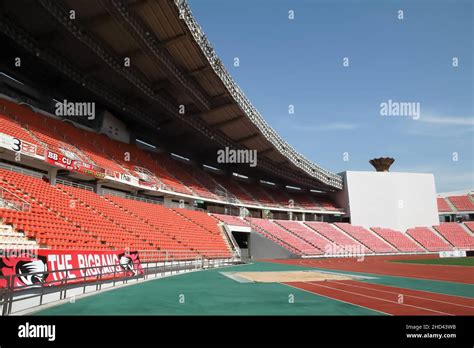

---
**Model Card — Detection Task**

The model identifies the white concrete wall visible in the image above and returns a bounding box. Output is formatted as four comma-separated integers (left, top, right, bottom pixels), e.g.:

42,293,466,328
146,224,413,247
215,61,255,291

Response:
100,110,130,143
335,171,439,231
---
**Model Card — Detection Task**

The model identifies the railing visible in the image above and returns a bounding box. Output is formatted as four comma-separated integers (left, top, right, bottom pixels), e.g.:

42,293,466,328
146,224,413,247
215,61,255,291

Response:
0,186,31,212
103,190,163,205
56,178,94,192
0,162,43,179
0,249,240,316
220,224,241,259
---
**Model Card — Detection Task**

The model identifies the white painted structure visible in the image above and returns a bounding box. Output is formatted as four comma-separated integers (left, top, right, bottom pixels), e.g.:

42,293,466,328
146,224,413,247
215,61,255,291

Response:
100,110,130,143
335,171,439,232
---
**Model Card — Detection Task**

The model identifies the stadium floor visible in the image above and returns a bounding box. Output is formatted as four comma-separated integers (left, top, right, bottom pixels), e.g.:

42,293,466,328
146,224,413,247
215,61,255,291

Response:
32,256,474,316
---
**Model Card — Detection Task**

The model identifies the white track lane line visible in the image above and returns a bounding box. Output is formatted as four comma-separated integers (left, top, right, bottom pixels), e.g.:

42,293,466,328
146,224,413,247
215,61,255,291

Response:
282,283,390,316
303,281,453,316
324,280,474,309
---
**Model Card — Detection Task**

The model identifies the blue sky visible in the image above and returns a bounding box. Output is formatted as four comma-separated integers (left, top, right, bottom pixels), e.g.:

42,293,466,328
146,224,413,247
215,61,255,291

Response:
188,0,473,192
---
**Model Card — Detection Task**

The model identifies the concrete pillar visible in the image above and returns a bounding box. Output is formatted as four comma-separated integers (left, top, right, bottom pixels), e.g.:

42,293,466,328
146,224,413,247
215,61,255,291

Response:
48,168,58,186
96,182,103,195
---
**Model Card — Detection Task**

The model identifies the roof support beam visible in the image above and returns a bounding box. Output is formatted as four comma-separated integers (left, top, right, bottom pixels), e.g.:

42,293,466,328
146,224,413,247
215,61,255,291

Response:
195,102,233,117
152,79,171,91
37,0,179,115
161,33,188,48
82,0,148,28
258,147,274,156
234,133,260,143
0,12,158,129
210,115,243,128
188,65,211,77
99,0,211,111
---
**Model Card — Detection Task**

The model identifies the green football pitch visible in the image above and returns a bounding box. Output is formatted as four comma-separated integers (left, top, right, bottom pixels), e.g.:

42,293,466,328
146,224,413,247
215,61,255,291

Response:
32,261,474,316
392,257,474,267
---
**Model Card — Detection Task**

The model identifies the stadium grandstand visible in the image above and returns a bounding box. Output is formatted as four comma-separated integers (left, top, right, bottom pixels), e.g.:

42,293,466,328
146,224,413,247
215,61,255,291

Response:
0,0,472,324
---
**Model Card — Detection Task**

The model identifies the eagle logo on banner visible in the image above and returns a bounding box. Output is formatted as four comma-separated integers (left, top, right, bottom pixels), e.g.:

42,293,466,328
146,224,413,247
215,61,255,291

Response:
0,253,49,287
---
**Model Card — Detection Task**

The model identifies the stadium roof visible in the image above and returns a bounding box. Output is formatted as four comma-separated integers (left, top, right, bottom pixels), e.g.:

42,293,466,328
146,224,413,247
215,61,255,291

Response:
0,0,343,191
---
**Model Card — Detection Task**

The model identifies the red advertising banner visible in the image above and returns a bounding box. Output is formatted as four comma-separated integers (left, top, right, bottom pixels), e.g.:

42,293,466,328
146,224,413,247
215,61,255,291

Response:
45,150,75,170
0,249,143,289
44,150,106,179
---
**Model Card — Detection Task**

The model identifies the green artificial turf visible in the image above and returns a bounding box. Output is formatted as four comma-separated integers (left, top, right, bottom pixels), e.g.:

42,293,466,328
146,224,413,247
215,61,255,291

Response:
34,262,381,316
391,257,474,267
33,260,474,316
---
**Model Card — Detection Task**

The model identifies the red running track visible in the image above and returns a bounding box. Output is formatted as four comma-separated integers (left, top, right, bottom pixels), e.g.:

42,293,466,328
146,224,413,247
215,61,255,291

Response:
284,280,474,316
269,255,474,284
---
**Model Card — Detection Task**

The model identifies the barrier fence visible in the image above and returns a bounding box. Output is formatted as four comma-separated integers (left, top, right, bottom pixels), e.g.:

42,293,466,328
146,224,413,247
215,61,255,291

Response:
0,249,240,316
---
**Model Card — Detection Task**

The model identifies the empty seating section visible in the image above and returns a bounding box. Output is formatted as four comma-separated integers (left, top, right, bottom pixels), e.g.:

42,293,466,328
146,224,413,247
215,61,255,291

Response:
437,198,452,212
292,194,319,209
406,227,453,252
318,197,339,211
210,175,256,204
433,223,474,249
0,172,103,250
264,189,292,207
58,185,161,251
0,169,231,257
131,152,192,194
0,113,44,155
370,228,425,252
106,196,231,258
154,154,217,199
304,222,370,253
0,99,347,210
240,183,277,207
172,209,231,257
247,218,321,255
0,169,144,250
211,214,249,227
447,195,474,211
335,223,397,253
276,220,335,253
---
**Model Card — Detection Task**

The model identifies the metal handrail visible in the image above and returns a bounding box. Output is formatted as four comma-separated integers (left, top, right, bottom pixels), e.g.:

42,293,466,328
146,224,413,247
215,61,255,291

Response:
0,249,239,315
0,186,31,212
56,178,94,192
